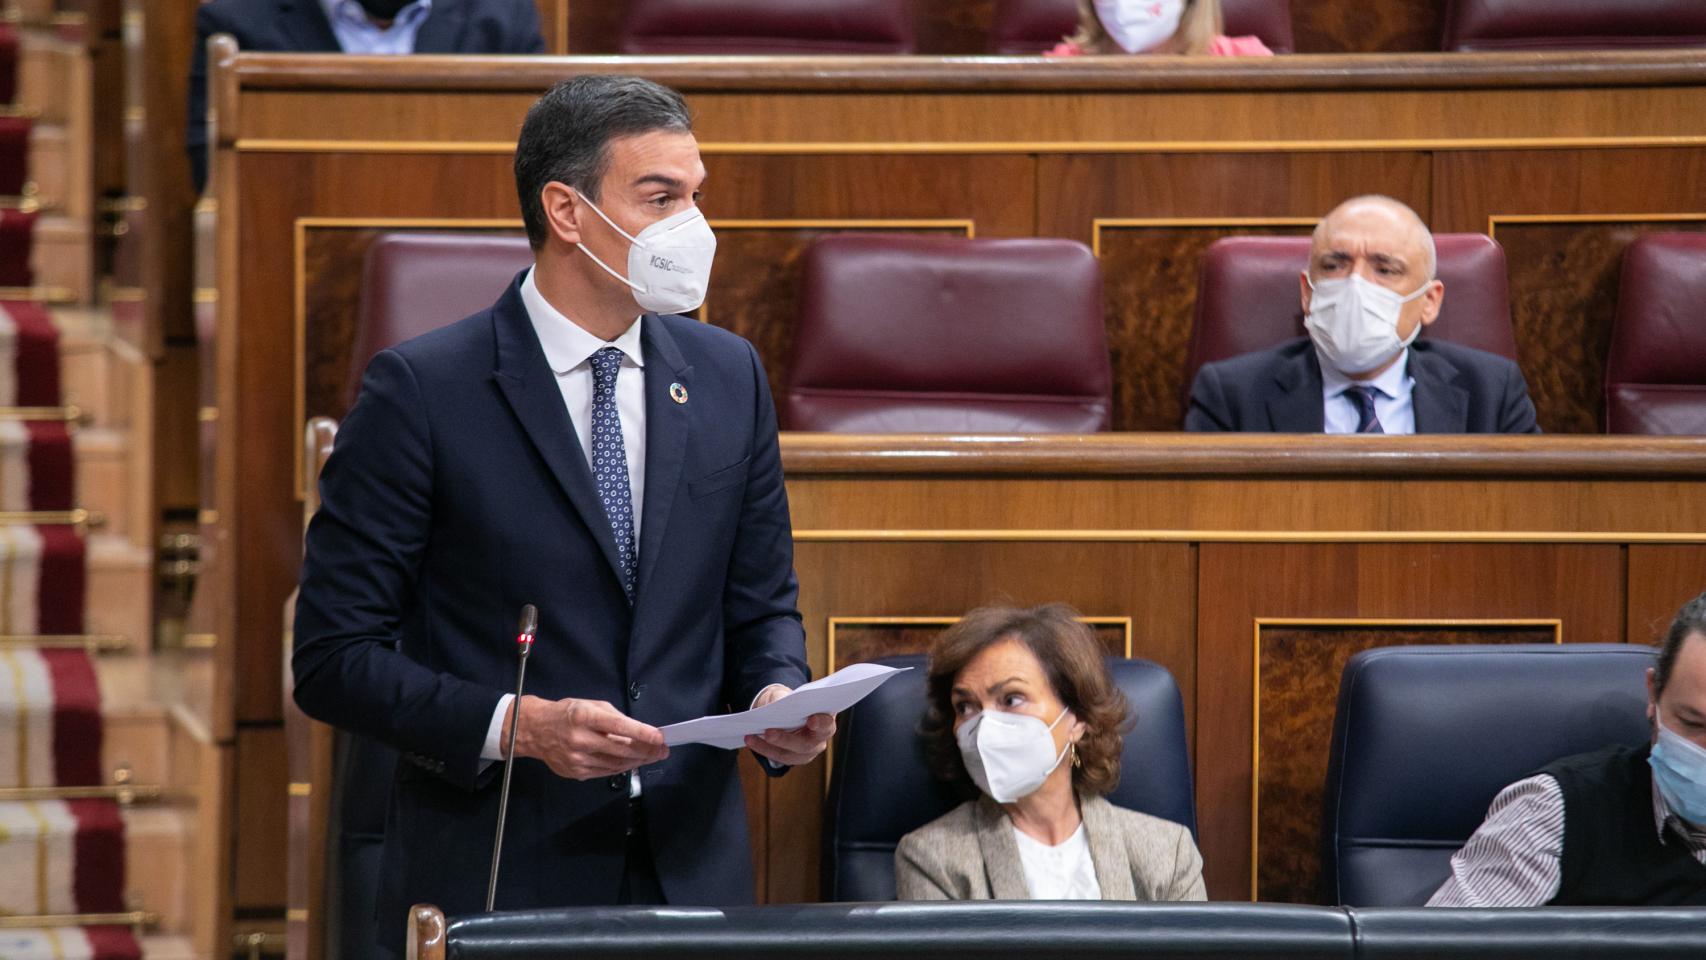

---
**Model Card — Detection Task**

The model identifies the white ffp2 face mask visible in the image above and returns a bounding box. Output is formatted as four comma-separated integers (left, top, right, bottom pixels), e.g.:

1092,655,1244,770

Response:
1304,273,1430,377
1093,0,1184,53
575,193,717,316
956,707,1073,803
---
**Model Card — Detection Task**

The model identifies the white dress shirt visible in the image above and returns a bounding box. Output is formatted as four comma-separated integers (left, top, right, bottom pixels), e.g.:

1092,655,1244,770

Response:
1427,771,1706,907
1320,349,1416,435
318,0,433,54
481,268,646,773
1012,822,1103,900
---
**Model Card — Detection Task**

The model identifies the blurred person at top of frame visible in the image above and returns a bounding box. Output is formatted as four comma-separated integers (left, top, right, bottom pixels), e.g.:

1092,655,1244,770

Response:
1049,0,1273,57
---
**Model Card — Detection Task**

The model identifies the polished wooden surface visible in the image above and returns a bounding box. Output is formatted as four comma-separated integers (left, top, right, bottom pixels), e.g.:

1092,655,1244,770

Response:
205,51,1706,919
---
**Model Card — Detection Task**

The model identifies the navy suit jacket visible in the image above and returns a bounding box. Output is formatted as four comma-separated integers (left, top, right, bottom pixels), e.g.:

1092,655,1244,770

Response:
292,276,809,953
1184,337,1541,433
186,0,544,190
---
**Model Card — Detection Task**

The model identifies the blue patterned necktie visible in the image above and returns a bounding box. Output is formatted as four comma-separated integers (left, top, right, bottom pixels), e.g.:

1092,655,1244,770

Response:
588,346,638,602
1344,385,1385,434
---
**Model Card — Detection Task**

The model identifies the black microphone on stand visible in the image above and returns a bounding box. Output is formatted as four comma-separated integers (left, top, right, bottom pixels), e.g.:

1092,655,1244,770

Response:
486,603,537,912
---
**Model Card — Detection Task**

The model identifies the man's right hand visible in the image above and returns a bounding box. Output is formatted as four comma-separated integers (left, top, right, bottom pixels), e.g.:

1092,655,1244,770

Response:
504,694,668,780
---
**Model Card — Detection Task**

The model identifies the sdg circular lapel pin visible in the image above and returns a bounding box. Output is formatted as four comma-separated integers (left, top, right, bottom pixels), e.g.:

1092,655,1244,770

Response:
670,382,689,405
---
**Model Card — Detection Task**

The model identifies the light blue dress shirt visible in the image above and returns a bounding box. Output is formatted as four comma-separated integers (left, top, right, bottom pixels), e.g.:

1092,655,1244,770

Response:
1320,348,1416,434
319,0,433,54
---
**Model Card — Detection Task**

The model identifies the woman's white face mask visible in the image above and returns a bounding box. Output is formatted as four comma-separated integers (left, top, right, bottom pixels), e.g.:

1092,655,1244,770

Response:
1092,0,1185,53
956,707,1073,803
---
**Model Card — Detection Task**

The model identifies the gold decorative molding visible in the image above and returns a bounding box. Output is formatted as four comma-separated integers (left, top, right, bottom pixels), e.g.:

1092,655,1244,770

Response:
1247,616,1563,899
0,910,158,929
288,782,312,797
826,614,1134,673
0,634,129,652
1091,217,1317,257
1488,211,1706,238
0,783,162,804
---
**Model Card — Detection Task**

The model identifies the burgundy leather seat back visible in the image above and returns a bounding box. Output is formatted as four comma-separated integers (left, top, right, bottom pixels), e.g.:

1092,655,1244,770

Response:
344,232,533,410
1183,234,1517,399
786,235,1111,433
618,0,916,54
990,0,1294,54
1444,0,1706,51
1605,233,1706,435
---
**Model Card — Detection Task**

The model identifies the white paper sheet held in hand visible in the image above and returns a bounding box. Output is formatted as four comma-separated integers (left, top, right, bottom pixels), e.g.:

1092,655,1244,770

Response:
661,662,910,749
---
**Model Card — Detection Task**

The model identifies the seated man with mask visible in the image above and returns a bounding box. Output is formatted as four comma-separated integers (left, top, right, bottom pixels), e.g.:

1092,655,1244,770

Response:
1430,591,1706,906
185,0,544,192
1185,195,1539,434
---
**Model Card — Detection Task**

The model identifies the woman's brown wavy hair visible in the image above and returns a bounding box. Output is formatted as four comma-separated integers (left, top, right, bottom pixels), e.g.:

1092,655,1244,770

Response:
921,604,1134,797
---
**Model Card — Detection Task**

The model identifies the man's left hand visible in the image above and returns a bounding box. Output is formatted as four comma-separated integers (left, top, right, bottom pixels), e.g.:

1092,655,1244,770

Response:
745,685,835,766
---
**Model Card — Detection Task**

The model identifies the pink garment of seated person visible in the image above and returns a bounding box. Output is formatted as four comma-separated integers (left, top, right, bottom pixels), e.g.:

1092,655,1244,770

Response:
1047,34,1272,56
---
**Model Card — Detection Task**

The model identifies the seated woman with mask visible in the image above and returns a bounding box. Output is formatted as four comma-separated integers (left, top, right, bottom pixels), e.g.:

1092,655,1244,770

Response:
1050,0,1273,57
895,605,1206,900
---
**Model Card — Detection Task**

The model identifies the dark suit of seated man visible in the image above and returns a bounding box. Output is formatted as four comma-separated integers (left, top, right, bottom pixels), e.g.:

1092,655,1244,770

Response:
1185,195,1539,434
186,0,544,191
1430,592,1706,906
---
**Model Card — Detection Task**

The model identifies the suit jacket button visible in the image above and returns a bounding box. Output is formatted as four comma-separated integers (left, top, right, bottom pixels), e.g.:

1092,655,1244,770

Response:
628,682,643,701
608,775,626,791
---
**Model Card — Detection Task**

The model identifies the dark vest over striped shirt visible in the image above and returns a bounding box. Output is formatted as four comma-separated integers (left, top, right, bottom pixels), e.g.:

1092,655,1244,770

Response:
1543,744,1706,906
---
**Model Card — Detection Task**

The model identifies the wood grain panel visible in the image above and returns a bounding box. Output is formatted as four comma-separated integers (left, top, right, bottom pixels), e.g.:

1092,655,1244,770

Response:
773,540,1196,903
830,619,1127,671
1291,0,1443,54
1256,623,1554,904
1096,223,1312,430
1496,219,1706,434
1628,546,1706,646
1194,542,1623,901
234,726,290,910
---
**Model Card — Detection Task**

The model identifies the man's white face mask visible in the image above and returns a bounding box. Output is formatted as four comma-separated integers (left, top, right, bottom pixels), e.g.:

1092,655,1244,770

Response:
1304,272,1431,377
1093,0,1185,53
574,191,718,316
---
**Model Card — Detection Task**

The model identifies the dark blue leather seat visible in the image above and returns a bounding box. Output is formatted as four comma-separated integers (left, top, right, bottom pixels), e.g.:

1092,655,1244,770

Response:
822,654,1195,901
1322,643,1655,906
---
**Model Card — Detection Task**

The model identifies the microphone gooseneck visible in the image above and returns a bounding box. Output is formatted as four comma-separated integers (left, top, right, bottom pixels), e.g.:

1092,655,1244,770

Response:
486,604,538,912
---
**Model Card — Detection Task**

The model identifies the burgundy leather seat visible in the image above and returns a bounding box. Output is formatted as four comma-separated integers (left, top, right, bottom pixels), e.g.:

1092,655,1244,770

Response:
1183,234,1517,406
618,0,916,55
784,235,1111,433
1605,233,1706,435
1443,0,1706,51
990,0,1294,54
344,232,533,411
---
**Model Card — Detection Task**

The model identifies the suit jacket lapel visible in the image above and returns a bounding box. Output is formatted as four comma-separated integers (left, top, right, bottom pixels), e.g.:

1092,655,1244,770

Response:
1265,348,1327,432
974,797,1031,899
276,0,342,50
1409,345,1470,434
633,318,692,606
489,277,628,594
411,0,465,52
1080,794,1137,899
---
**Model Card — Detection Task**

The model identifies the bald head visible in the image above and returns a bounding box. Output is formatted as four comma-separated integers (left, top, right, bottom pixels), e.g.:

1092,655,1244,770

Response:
1311,195,1437,281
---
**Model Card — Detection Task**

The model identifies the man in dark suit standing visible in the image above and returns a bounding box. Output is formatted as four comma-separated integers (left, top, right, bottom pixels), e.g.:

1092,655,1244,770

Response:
1185,195,1539,434
292,75,832,957
185,0,544,191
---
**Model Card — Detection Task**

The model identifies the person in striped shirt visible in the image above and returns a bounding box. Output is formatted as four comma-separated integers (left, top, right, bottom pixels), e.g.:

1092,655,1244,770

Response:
1429,591,1706,906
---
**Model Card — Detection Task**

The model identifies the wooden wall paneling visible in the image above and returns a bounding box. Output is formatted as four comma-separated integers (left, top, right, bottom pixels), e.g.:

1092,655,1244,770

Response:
829,618,1130,670
566,0,1001,54
1035,152,1429,429
1256,621,1557,904
235,726,290,911
1194,542,1624,902
1290,0,1444,53
1627,546,1706,646
532,0,569,53
777,539,1196,903
1432,147,1706,433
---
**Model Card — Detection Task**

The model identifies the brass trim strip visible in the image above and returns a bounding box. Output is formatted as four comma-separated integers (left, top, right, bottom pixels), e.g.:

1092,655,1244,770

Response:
235,135,1706,156
0,510,91,527
0,405,83,424
791,529,1706,544
285,908,309,922
288,782,312,797
199,407,220,422
0,286,75,303
1091,216,1318,257
193,288,219,304
827,614,1134,673
1488,211,1706,238
182,634,218,649
199,509,220,526
0,635,130,652
0,784,162,803
0,911,158,929
1247,617,1563,900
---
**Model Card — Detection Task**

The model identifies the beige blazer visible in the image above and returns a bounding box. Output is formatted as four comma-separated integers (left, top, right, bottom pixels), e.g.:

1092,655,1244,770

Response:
894,793,1207,901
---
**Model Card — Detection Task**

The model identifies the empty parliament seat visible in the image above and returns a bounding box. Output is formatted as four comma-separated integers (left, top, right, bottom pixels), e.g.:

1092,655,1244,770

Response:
1444,0,1706,51
990,0,1295,54
784,235,1112,433
823,654,1195,901
1605,233,1706,435
618,0,917,55
1322,644,1654,907
1182,233,1518,406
